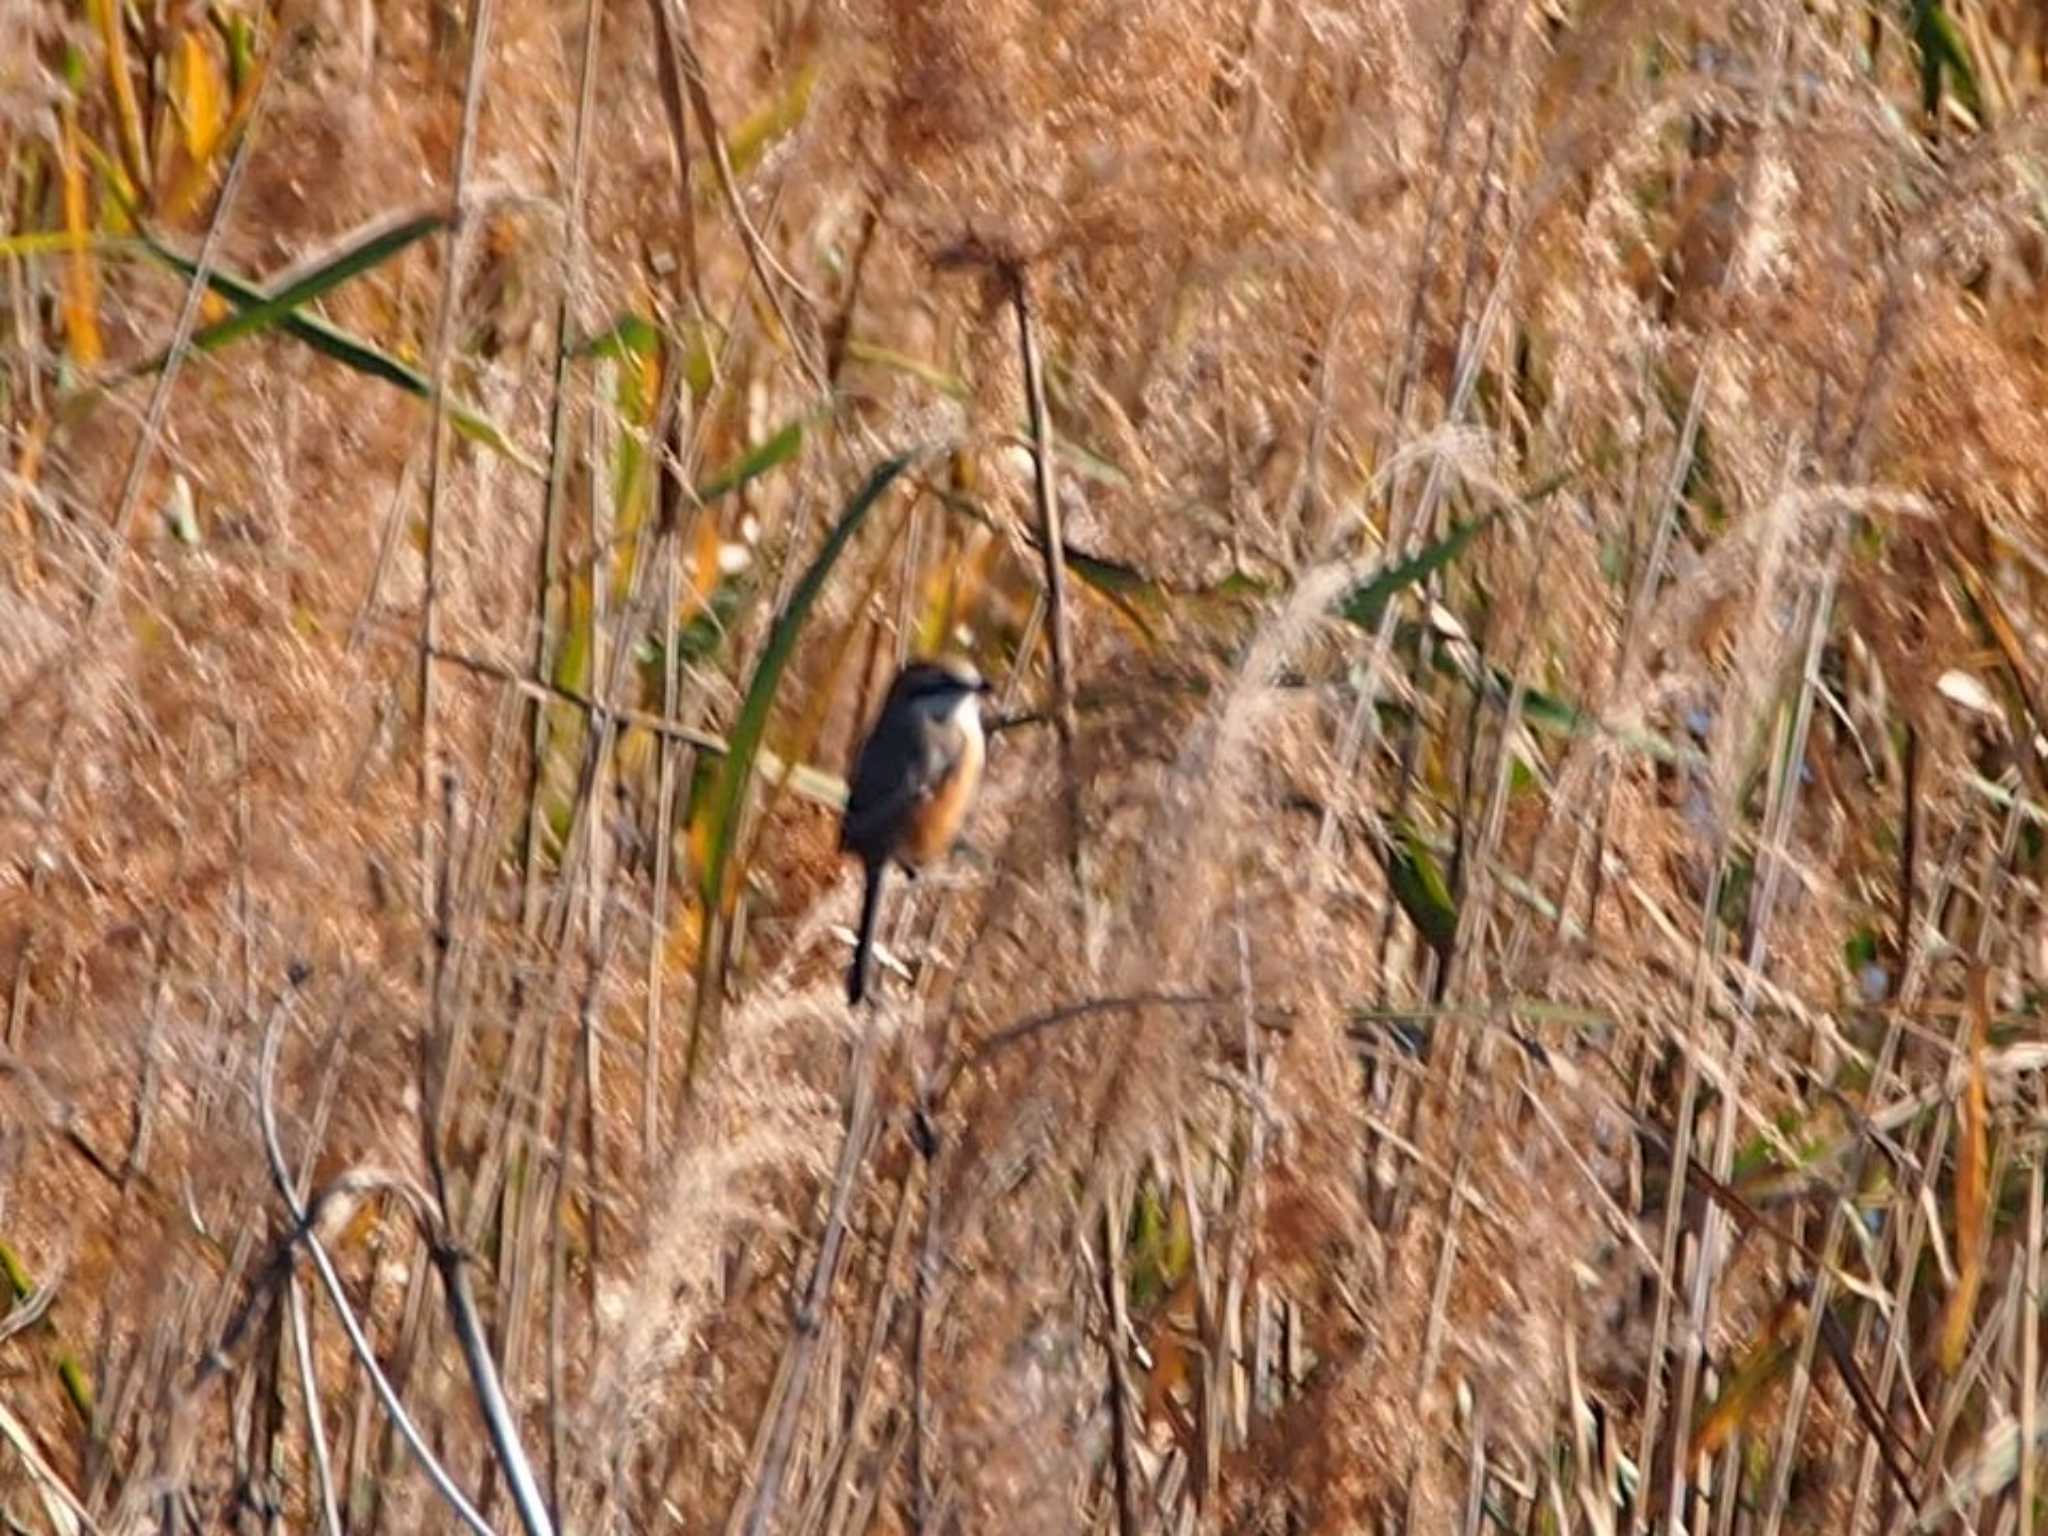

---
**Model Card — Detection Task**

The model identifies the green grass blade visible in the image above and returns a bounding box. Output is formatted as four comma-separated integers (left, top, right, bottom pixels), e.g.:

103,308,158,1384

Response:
1488,669,1701,768
1337,469,1571,631
1339,511,1499,631
698,450,916,910
685,451,916,1083
1382,821,1459,958
696,417,806,503
1912,1,1982,119
162,212,445,359
578,312,663,360
130,227,542,476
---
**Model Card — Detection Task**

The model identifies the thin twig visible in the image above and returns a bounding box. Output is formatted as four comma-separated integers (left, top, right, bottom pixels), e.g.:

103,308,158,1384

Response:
285,1272,344,1536
641,0,703,313
526,0,607,938
929,991,1225,1108
253,1004,499,1536
663,0,826,392
735,1022,885,1535
415,0,499,917
910,1079,943,1534
1099,1199,1142,1536
1006,263,1085,889
424,641,728,751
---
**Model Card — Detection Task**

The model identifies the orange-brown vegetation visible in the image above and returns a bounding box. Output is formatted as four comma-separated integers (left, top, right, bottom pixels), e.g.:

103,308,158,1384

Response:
9,1,2048,1532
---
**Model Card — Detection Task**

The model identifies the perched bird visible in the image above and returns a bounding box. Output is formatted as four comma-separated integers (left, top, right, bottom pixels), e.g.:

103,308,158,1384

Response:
840,655,993,1005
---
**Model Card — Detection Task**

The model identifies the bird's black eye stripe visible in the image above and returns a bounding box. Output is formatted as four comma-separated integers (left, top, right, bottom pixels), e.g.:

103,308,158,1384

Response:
905,668,980,700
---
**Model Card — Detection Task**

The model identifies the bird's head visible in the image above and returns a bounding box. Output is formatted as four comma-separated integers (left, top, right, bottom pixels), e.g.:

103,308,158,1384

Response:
896,654,993,724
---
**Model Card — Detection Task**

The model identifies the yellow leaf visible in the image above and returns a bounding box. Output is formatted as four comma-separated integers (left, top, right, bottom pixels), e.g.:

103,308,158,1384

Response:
160,31,272,222
1939,967,1992,1373
690,509,724,607
59,104,103,368
664,887,704,976
88,0,152,194
177,29,225,165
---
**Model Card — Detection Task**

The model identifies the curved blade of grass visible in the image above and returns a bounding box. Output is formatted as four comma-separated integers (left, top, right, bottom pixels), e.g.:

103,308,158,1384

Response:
1505,674,1702,767
687,451,916,1080
935,486,1172,641
1037,432,1131,491
844,337,967,399
839,339,1128,487
1339,469,1573,630
1389,633,1698,768
1061,545,1171,642
210,6,257,91
0,1237,92,1427
583,312,718,403
131,210,445,365
697,450,916,913
118,224,541,474
577,315,805,505
1382,821,1459,960
72,119,140,233
1912,0,1983,119
754,494,915,848
696,417,806,504
578,311,662,360
1339,510,1499,631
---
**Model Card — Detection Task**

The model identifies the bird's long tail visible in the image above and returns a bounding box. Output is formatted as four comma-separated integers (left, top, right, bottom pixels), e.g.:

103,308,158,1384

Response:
848,858,886,1005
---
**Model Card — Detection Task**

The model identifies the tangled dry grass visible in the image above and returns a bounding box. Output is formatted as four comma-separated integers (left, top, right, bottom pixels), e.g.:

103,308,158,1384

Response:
10,0,2048,1531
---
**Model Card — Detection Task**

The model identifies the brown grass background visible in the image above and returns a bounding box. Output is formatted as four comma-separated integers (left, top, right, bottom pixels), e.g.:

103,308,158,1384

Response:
9,0,2048,1530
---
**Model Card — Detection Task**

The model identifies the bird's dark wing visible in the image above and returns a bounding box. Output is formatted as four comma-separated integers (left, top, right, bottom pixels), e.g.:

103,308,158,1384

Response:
840,717,961,860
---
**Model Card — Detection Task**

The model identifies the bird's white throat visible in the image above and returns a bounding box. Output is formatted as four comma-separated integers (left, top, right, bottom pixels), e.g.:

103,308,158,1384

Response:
945,692,985,743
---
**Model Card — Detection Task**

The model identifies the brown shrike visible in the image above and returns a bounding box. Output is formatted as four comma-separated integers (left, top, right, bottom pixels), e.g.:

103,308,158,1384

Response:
839,655,992,1005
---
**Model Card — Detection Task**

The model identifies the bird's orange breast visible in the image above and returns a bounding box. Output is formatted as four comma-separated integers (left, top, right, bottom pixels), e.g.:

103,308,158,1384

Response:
900,726,985,866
